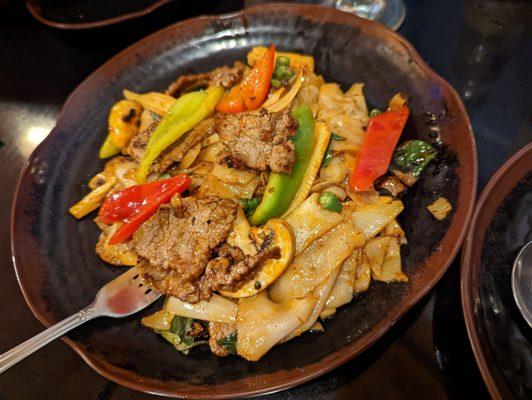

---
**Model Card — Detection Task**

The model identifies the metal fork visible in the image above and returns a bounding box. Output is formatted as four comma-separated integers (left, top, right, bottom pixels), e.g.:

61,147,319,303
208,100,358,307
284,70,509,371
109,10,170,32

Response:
0,267,161,374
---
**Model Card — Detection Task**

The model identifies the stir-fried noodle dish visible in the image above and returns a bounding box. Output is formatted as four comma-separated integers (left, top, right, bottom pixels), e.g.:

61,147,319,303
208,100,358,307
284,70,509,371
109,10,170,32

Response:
70,45,450,360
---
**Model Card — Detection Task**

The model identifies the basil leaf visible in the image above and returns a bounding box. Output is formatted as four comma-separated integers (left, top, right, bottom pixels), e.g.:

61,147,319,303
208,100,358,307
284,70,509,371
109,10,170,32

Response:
217,332,237,355
321,133,343,167
392,140,437,179
241,197,259,217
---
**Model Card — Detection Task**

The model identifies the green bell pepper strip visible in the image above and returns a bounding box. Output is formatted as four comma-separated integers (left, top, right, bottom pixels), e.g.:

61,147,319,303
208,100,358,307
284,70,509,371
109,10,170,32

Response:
249,104,315,226
99,134,121,159
136,86,224,182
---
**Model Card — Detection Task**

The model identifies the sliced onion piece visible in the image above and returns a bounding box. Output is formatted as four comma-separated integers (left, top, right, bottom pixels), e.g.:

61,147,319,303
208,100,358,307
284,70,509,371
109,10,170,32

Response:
165,294,237,323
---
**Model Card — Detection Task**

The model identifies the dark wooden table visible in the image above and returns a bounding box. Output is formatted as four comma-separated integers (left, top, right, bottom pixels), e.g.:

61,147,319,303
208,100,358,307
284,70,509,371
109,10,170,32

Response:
0,0,530,398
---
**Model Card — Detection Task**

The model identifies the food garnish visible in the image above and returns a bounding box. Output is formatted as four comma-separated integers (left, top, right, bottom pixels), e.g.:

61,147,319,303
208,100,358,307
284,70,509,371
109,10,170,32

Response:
391,139,437,185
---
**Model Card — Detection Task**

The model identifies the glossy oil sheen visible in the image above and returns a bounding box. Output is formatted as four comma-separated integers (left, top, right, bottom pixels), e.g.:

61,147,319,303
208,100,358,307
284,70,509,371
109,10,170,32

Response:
11,4,476,398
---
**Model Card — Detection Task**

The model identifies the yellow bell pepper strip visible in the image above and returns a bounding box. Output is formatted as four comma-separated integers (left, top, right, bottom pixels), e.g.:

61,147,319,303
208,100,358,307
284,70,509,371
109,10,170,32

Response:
108,100,142,148
249,104,315,226
99,135,121,159
216,45,275,114
136,87,223,182
99,100,142,159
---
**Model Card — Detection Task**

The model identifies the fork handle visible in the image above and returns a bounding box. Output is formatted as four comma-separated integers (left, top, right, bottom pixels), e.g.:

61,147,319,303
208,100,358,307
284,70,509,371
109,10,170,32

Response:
0,306,100,374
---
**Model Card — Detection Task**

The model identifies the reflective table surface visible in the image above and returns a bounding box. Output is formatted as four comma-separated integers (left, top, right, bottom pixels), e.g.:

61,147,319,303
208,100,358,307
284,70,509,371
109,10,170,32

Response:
0,0,530,398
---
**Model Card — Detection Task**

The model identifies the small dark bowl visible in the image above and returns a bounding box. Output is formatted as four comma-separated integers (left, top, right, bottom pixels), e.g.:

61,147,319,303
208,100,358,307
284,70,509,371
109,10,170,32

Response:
461,143,532,400
25,0,172,29
11,4,477,398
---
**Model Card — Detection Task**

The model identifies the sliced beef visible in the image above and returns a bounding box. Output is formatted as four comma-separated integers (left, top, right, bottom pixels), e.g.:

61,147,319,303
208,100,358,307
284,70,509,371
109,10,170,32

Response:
199,243,280,297
157,118,215,172
208,322,237,357
167,72,211,97
167,62,246,97
134,196,238,303
123,118,215,173
215,109,297,174
123,121,157,163
209,62,246,90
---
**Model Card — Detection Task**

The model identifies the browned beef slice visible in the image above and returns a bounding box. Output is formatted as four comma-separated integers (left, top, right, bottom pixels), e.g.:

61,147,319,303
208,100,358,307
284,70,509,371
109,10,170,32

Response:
209,62,246,89
134,196,238,303
157,118,215,172
167,72,211,97
123,121,157,162
123,118,215,173
215,109,297,174
208,322,237,357
167,62,246,97
199,243,281,298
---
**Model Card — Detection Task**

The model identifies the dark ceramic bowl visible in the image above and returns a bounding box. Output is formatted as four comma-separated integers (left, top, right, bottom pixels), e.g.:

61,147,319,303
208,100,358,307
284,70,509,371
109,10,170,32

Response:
11,4,477,398
25,0,172,29
461,143,532,400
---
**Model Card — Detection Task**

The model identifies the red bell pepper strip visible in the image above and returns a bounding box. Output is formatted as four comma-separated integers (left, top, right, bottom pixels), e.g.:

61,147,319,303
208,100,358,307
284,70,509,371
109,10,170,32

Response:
348,106,410,191
216,44,275,113
99,174,191,245
99,179,172,224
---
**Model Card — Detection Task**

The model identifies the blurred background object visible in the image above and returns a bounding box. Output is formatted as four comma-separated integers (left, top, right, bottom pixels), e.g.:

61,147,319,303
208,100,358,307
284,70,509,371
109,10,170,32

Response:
244,0,405,29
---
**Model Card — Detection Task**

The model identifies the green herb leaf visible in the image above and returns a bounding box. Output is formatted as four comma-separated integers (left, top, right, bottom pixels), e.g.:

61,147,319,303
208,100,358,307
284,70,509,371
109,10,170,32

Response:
157,316,207,354
241,197,260,217
321,132,344,167
217,332,237,355
322,146,333,167
318,192,342,213
160,332,206,355
170,316,196,345
392,140,437,179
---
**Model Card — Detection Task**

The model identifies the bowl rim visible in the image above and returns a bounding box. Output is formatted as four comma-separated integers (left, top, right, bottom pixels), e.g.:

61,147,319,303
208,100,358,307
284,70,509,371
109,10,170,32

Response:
460,142,532,400
25,0,173,30
11,3,478,398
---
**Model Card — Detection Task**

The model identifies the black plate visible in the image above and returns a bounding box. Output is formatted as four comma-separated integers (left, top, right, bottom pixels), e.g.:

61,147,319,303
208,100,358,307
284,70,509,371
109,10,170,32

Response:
11,4,476,398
